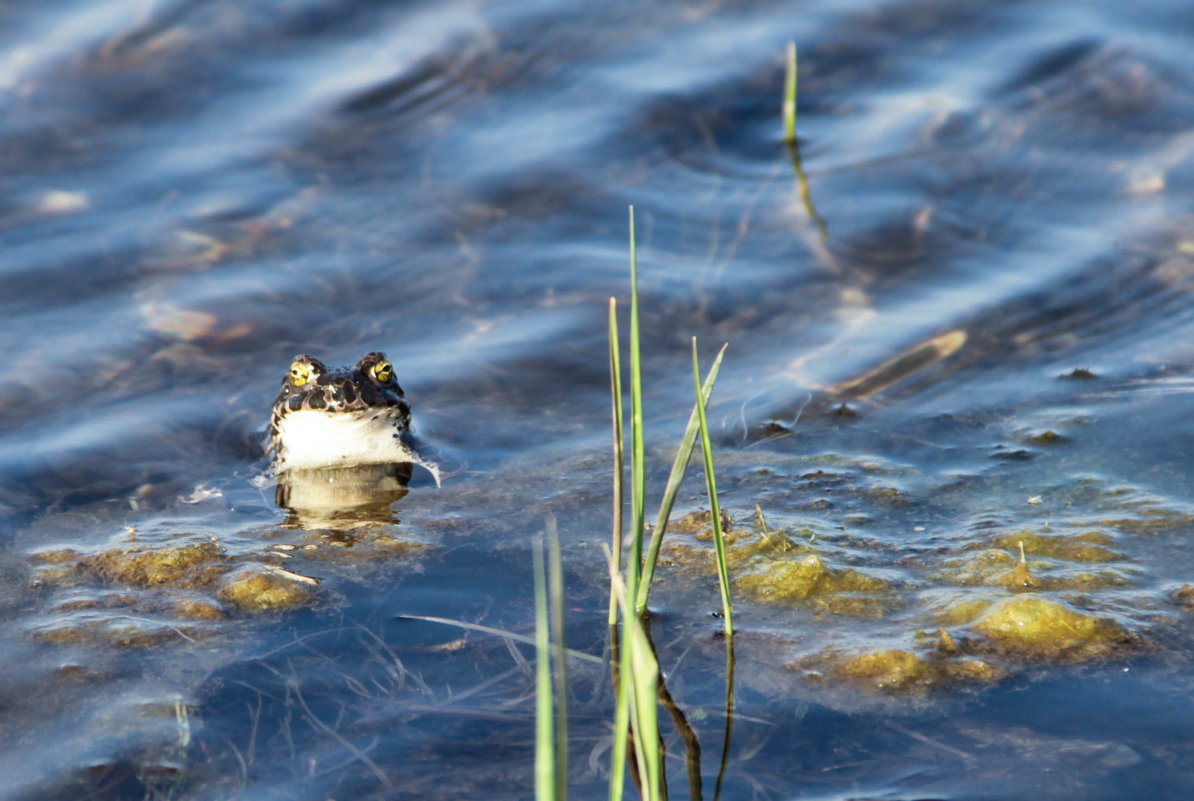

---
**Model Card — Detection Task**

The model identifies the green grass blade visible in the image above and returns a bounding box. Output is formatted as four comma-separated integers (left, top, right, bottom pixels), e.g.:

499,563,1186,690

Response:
628,206,646,576
635,343,727,613
692,339,734,636
608,617,630,801
604,543,638,801
625,605,662,801
606,545,661,801
782,41,798,143
608,298,625,628
533,540,556,801
547,518,568,801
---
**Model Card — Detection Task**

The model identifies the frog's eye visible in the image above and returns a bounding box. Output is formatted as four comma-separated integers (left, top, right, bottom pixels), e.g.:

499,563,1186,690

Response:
289,360,313,387
371,360,394,384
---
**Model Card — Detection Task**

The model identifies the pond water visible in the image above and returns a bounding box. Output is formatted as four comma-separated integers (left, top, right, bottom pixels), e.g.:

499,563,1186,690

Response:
4,0,1194,798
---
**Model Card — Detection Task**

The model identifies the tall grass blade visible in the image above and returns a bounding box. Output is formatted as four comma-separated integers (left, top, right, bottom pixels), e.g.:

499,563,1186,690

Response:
635,344,727,613
608,616,630,801
782,41,798,143
692,338,733,636
626,608,662,801
533,540,557,801
608,298,625,627
606,545,662,801
547,518,568,801
628,206,646,576
606,543,641,801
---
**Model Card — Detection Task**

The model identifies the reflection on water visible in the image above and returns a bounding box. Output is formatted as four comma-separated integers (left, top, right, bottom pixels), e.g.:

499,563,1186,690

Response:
4,0,1194,799
275,463,412,529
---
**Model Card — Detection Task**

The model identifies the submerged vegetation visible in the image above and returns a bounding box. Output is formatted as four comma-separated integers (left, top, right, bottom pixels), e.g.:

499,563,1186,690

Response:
27,525,427,646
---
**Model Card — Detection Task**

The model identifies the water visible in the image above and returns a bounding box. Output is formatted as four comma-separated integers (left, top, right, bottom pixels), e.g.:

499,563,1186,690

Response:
4,0,1194,798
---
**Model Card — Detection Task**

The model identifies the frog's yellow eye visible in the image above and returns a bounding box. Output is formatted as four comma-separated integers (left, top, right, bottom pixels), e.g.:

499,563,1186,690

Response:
289,361,312,387
371,360,393,384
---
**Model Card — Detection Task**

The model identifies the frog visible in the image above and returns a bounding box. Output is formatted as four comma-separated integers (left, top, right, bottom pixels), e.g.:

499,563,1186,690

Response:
267,352,418,473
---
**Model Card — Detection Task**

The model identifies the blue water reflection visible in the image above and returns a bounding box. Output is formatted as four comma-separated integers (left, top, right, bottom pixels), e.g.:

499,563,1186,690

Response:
4,0,1194,798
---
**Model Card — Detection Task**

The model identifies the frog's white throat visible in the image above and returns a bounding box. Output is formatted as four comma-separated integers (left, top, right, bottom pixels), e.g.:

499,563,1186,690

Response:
274,409,418,472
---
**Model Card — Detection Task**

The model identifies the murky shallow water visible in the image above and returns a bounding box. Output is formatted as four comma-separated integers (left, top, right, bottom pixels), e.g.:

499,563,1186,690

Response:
5,0,1194,798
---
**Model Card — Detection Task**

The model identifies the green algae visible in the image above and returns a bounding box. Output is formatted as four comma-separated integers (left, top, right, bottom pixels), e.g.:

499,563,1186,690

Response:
992,531,1122,563
970,595,1135,659
727,529,814,563
1097,508,1194,533
621,460,1182,693
28,523,430,637
793,594,1134,695
174,597,226,621
49,593,140,613
31,618,205,648
1025,430,1067,446
934,549,1019,586
86,541,226,588
812,594,889,617
736,552,889,610
668,509,733,535
29,548,82,565
800,646,1004,694
935,626,959,654
1171,584,1194,609
836,649,936,692
934,545,1132,592
937,598,993,626
1088,487,1194,533
217,566,315,613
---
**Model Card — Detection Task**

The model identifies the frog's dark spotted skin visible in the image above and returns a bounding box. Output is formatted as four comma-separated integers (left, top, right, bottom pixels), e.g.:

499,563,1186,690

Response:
267,352,413,469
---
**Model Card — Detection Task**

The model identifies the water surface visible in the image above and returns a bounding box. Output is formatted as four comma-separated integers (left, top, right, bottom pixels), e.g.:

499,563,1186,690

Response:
4,0,1194,799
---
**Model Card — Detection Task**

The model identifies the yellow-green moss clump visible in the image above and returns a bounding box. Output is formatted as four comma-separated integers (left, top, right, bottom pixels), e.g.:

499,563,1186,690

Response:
30,548,81,565
970,595,1134,660
1025,430,1066,446
936,598,993,626
174,597,226,620
826,648,1003,693
727,529,814,563
1171,584,1194,609
736,553,888,610
934,547,1130,592
934,549,1019,586
86,541,226,588
836,649,935,691
31,619,203,649
217,567,315,613
668,509,733,535
992,531,1122,563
